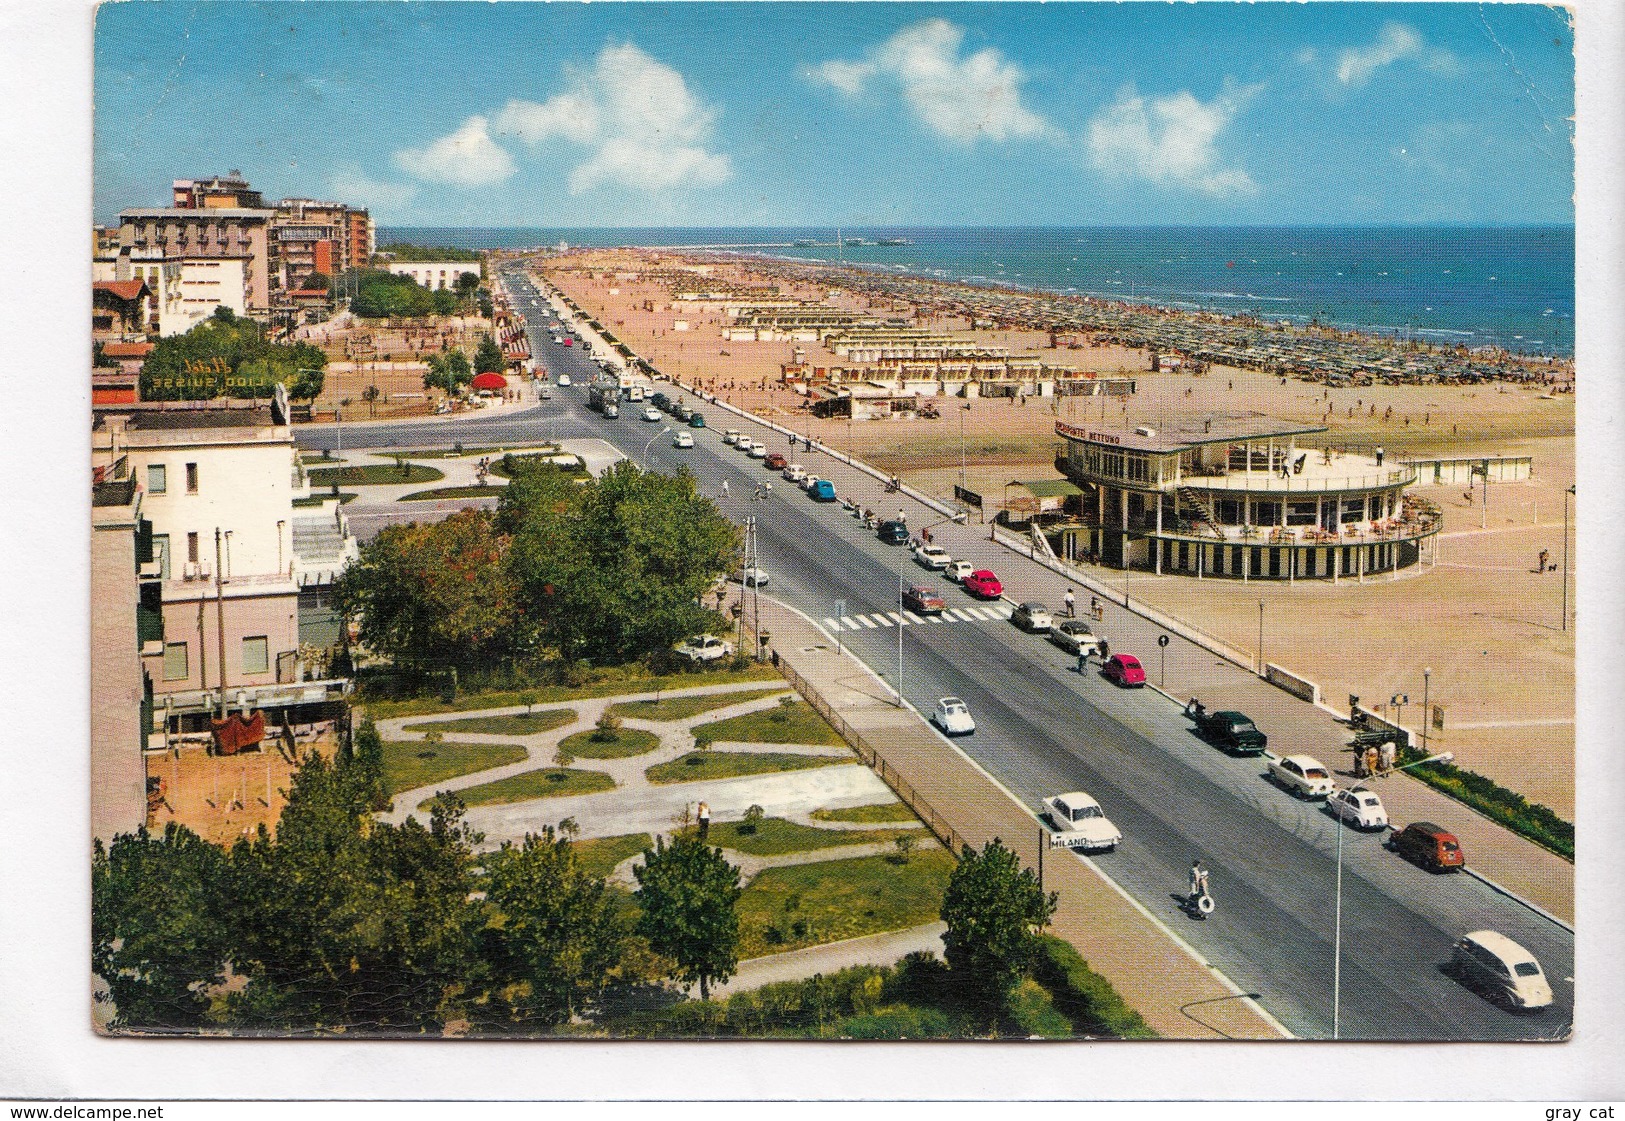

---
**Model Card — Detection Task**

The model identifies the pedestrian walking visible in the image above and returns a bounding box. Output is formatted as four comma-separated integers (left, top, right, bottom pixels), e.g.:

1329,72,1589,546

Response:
1063,588,1076,618
721,479,729,498
1363,745,1380,779
1375,445,1385,466
1077,649,1089,675
1538,548,1550,573
697,801,711,839
1377,740,1397,776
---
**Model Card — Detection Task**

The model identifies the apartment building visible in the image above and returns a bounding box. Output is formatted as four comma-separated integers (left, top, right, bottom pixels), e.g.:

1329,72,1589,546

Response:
384,260,481,291
118,207,272,314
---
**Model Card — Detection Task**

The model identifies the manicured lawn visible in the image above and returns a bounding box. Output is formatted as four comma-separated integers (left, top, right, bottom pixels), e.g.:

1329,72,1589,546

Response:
426,767,615,810
381,739,529,796
402,709,576,737
398,484,506,501
645,751,846,786
706,817,916,857
489,453,586,479
812,802,917,825
605,687,787,723
737,850,956,958
690,699,845,747
292,492,357,507
364,664,783,720
557,727,661,760
307,463,445,486
572,833,653,880
408,445,556,460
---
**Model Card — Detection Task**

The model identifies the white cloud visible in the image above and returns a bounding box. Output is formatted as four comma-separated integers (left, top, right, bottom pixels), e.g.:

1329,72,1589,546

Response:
492,43,732,195
327,167,418,215
808,18,1058,144
392,115,516,187
1336,23,1424,85
1086,83,1260,197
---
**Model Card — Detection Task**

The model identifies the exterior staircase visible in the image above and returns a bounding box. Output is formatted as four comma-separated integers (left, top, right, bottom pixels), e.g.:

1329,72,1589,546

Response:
292,509,358,587
1176,485,1226,539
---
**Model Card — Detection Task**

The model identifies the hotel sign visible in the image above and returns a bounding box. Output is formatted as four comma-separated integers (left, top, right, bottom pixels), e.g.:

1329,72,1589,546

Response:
1055,421,1120,445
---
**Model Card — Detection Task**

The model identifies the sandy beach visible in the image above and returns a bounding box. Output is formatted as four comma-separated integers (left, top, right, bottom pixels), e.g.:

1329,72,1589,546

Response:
537,248,1576,817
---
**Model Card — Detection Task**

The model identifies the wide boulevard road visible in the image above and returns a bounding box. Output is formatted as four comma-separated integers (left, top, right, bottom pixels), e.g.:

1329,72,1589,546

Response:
294,266,1574,1041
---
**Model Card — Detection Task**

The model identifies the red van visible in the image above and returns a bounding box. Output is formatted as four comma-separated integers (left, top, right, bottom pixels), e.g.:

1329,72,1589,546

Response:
1388,821,1465,873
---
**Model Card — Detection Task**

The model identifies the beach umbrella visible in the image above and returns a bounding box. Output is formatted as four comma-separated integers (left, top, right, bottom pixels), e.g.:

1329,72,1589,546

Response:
471,372,508,391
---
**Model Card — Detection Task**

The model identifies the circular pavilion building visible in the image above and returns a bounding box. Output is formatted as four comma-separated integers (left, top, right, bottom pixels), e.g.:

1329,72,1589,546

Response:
1051,411,1441,581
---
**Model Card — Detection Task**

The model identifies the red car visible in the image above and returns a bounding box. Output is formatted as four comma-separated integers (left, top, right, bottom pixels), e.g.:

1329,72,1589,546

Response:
764,452,788,471
962,570,1003,599
903,584,946,615
1102,654,1147,687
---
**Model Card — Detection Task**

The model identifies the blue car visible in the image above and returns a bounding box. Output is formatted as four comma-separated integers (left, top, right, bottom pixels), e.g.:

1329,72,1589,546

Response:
810,478,837,501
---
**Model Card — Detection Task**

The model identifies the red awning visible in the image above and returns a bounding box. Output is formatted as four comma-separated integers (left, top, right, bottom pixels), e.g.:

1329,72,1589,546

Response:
470,372,508,390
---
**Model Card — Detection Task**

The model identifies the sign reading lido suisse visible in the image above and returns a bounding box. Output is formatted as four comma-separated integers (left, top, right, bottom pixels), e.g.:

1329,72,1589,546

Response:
1055,421,1121,444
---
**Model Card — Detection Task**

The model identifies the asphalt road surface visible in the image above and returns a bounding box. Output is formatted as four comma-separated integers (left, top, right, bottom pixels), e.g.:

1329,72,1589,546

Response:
296,266,1574,1041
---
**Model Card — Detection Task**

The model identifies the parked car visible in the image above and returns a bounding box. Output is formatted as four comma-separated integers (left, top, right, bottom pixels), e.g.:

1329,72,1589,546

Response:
931,697,976,736
1268,754,1336,799
1012,602,1054,632
649,392,669,410
801,474,821,492
672,432,694,448
810,479,838,502
902,585,946,615
557,374,571,386
962,570,1003,599
1326,786,1389,831
1388,821,1465,873
1184,702,1268,756
944,559,976,583
764,452,788,471
601,403,619,419
675,634,733,664
1042,791,1123,853
1450,930,1553,1010
1048,619,1101,656
913,544,952,570
877,519,910,544
748,441,768,459
1101,653,1147,687
641,406,662,422
734,565,769,587
783,463,807,483
687,412,706,428
722,428,742,446
675,404,695,422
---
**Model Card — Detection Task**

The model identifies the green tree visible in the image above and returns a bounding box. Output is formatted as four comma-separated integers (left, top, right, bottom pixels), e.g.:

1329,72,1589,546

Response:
301,271,331,292
139,313,326,402
455,271,482,299
479,825,625,1028
940,838,1057,1019
474,332,506,374
501,460,739,663
633,834,742,1000
351,714,390,811
332,508,518,672
91,823,232,1030
423,348,473,396
287,359,325,402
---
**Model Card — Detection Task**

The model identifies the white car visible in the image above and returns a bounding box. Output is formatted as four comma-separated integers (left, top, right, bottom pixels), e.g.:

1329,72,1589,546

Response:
557,374,571,386
1042,791,1123,853
748,441,767,459
802,474,821,492
1012,602,1054,633
641,406,662,422
931,696,976,736
722,428,742,446
783,463,807,483
675,634,733,664
601,403,619,419
1326,786,1389,831
913,544,952,570
944,559,976,583
1048,619,1102,656
734,565,769,587
672,432,694,448
1269,754,1336,799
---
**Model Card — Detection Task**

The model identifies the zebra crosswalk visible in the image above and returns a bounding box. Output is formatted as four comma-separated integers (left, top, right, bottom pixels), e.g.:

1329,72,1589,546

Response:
822,602,1012,633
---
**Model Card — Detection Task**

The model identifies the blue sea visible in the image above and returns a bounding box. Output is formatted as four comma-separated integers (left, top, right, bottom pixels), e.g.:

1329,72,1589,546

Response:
381,226,1574,357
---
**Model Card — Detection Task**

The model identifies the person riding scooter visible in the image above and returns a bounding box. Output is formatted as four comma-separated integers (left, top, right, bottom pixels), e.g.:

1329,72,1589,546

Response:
1186,861,1214,918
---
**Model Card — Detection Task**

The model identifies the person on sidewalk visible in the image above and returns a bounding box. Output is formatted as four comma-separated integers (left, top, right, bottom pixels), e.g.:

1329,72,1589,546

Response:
697,801,711,839
1063,588,1076,618
721,479,729,499
1378,740,1397,776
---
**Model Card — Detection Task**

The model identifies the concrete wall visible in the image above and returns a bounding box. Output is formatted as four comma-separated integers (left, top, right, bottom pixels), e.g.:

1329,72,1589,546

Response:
154,583,300,697
91,510,152,844
1407,455,1533,486
1265,663,1321,705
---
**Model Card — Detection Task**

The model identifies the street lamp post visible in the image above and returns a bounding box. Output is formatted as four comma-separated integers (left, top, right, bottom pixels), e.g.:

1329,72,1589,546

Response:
1333,748,1454,1039
1257,600,1266,675
1421,668,1432,754
642,425,672,469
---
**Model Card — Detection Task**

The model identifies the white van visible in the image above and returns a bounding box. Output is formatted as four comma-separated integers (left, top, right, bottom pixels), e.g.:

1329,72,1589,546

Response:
1450,930,1553,1010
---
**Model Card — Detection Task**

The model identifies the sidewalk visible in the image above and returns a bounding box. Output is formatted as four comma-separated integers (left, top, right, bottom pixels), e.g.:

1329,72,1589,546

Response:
706,922,949,1001
754,597,1286,1040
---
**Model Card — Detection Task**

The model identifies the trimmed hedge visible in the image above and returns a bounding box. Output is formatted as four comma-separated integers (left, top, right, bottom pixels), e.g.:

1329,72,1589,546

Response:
1395,745,1573,860
1031,935,1159,1039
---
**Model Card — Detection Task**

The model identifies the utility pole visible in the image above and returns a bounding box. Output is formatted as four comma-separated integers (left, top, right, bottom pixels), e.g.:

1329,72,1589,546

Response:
214,528,227,718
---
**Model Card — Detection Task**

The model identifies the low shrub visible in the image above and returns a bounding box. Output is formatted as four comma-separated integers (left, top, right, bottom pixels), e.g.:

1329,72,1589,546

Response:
1396,746,1573,860
1030,935,1158,1039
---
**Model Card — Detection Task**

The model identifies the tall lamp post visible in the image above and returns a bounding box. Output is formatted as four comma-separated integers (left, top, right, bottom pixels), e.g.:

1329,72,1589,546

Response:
642,426,672,470
1257,600,1266,675
1332,748,1454,1039
1421,667,1432,754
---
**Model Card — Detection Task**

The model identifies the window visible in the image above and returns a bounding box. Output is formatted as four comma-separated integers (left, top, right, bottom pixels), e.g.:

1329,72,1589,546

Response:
163,641,189,681
1287,501,1317,526
241,636,269,675
152,534,170,580
147,464,167,494
184,462,199,493
187,532,199,564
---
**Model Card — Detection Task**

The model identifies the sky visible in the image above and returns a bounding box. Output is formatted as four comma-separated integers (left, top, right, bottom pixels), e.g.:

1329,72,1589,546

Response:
93,2,1576,228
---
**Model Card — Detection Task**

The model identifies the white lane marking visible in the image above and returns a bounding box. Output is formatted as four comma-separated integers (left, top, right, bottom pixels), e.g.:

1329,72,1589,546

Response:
887,612,908,626
949,608,976,622
843,617,864,631
858,615,880,629
964,606,992,620
990,604,1014,618
823,618,842,632
868,614,891,627
903,610,927,625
